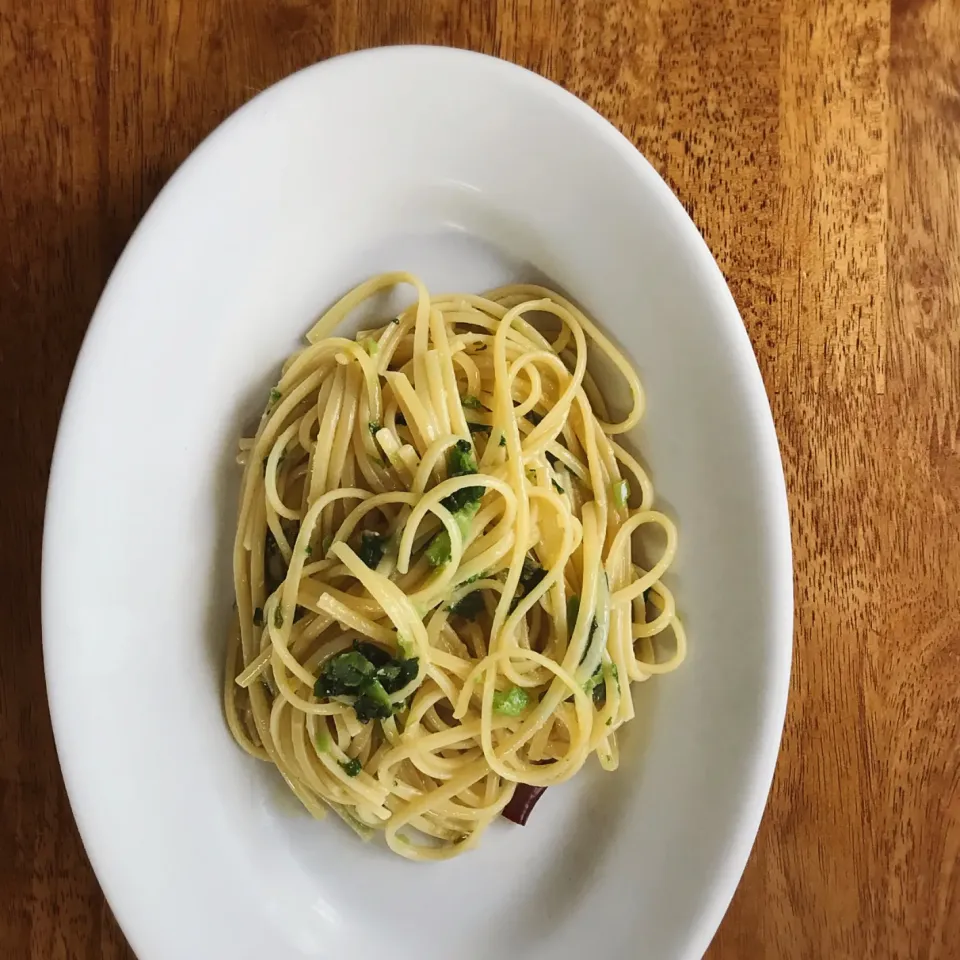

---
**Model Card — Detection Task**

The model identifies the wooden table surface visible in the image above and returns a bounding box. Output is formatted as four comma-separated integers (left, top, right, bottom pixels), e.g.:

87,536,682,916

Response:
2,1,959,957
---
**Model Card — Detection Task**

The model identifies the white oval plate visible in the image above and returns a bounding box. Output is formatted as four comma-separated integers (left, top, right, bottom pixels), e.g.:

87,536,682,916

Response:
43,47,791,960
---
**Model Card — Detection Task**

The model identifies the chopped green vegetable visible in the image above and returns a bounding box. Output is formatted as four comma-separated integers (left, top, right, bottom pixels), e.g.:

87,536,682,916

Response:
424,443,486,565
315,651,375,693
396,634,415,660
441,484,485,514
448,590,485,619
353,640,390,667
426,530,453,566
447,438,477,476
439,440,483,511
353,679,394,722
304,544,313,556
492,686,530,716
461,395,483,409
269,388,281,405
612,478,630,508
339,757,362,777
358,530,387,569
585,662,619,706
273,605,284,629
426,498,481,566
314,641,419,722
510,554,547,611
314,729,331,753
362,337,379,356
368,421,381,436
520,554,547,594
253,607,264,627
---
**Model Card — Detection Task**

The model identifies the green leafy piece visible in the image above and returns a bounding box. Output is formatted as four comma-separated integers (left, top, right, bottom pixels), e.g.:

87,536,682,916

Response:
376,661,402,686
447,438,477,476
268,388,282,405
358,531,387,569
353,679,394,722
253,607,264,627
304,544,313,556
612,478,630,508
353,640,391,668
585,662,619,707
492,686,530,716
448,590,484,619
438,440,484,513
368,421,381,436
314,651,375,696
389,657,419,692
461,394,483,409
520,554,547,594
426,498,481,566
510,554,548,612
314,642,419,721
362,337,380,356
442,484,484,516
339,757,362,777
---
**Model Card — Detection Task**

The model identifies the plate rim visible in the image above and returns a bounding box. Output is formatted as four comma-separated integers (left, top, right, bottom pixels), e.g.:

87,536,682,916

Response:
42,44,793,960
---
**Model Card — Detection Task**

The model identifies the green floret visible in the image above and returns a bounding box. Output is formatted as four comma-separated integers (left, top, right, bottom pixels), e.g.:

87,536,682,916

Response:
492,686,530,716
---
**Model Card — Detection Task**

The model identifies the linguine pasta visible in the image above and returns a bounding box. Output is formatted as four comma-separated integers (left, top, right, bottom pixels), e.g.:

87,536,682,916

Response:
224,272,685,860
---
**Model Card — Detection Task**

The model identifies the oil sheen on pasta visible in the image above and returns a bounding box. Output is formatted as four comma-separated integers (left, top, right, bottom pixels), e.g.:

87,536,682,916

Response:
224,272,685,861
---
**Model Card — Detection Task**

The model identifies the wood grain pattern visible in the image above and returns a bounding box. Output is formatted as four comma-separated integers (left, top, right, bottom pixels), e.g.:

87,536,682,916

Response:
1,1,958,957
